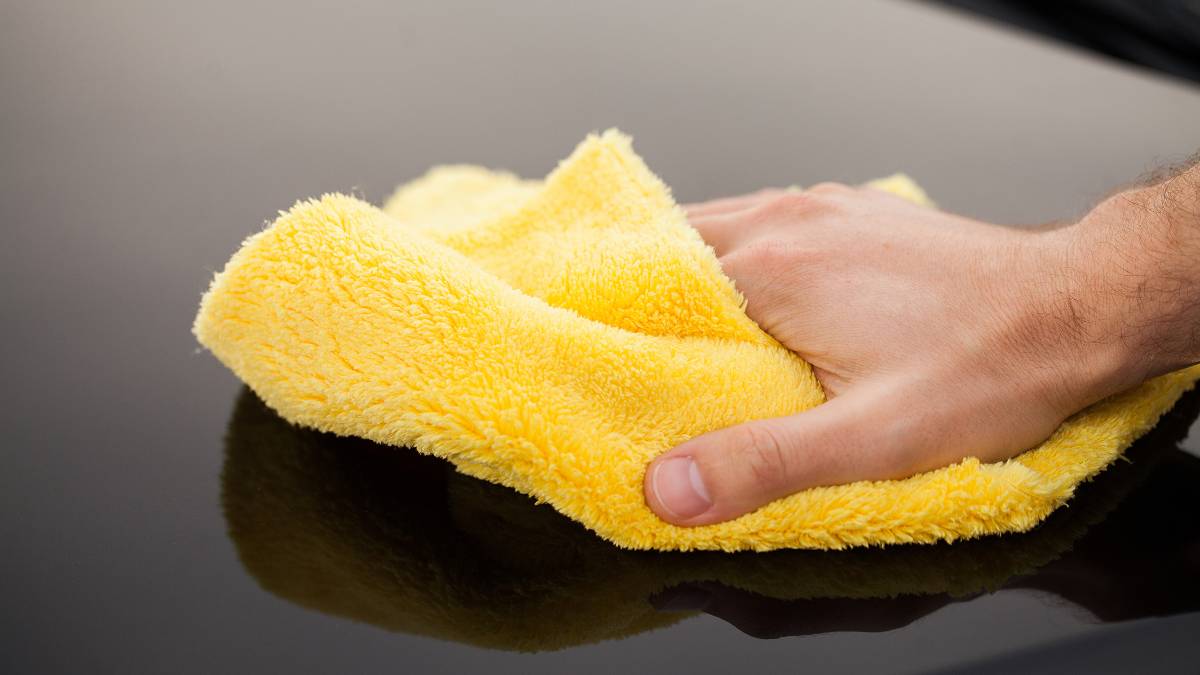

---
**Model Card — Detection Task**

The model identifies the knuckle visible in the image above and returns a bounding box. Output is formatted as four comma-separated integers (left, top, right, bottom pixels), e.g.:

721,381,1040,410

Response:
807,181,852,195
734,424,792,493
757,191,829,220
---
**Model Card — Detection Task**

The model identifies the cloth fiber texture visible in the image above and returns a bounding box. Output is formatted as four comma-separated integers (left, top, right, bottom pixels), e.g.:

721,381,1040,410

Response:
195,130,1200,552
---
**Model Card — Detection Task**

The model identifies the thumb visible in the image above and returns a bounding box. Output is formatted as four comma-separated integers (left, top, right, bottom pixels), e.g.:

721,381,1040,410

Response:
644,390,902,526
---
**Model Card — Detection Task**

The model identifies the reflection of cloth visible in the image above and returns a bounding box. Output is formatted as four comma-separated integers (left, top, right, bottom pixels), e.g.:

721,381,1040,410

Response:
222,388,1197,651
195,130,1200,551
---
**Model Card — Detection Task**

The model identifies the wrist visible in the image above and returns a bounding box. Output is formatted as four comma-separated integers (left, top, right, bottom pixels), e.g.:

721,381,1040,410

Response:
1048,178,1200,400
1003,225,1136,417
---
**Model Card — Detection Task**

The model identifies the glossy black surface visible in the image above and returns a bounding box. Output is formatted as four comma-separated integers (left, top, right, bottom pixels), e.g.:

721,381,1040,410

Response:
4,1,1200,673
222,387,1200,645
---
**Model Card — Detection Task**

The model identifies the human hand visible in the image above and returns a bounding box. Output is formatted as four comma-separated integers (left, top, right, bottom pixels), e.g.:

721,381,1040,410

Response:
644,175,1200,526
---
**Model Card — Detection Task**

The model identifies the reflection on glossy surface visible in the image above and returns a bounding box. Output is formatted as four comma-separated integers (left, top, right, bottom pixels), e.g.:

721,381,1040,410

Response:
222,387,1200,651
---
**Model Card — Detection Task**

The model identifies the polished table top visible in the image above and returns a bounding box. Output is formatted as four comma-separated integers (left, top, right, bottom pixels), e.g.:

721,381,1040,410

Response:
4,1,1200,673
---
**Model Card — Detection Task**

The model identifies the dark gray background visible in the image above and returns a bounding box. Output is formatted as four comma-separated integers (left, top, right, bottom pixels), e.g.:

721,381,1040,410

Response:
3,1,1200,673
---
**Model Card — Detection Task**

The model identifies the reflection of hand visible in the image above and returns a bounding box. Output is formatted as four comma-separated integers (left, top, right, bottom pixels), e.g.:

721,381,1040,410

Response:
646,168,1200,526
225,384,1200,647
653,581,961,637
1012,447,1200,624
652,445,1200,640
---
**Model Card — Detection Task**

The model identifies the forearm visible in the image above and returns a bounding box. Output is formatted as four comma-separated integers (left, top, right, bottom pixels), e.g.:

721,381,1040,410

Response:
1057,161,1200,399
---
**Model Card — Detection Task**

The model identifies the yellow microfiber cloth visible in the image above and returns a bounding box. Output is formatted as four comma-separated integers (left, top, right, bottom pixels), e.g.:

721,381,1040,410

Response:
195,130,1200,551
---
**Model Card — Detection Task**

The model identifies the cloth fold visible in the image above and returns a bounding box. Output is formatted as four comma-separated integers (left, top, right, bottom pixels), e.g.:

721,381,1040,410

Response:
195,130,1200,551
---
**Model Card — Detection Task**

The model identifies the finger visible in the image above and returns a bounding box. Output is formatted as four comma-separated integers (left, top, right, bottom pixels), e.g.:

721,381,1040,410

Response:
715,238,815,333
683,188,788,219
685,182,849,219
688,210,754,257
644,389,911,526
689,193,801,257
694,187,847,259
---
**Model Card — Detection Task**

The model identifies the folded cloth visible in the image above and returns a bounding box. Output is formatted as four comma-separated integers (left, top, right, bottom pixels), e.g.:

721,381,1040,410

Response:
194,130,1200,551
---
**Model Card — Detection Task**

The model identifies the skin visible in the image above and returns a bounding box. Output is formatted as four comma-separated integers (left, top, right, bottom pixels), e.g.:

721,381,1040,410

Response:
644,161,1200,526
